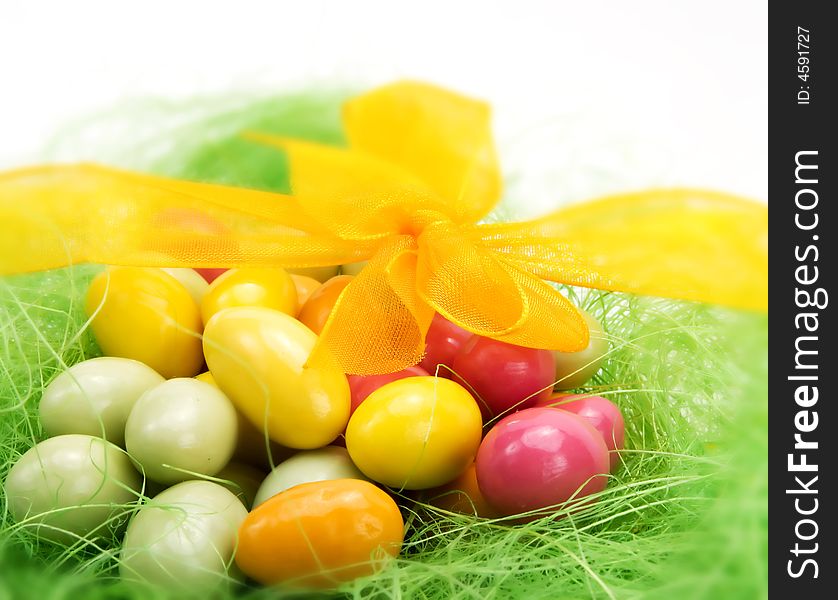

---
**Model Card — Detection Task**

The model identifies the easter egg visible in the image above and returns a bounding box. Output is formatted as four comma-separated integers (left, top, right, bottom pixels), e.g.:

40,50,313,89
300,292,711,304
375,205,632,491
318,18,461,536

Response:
201,267,297,324
297,275,354,335
202,307,350,449
4,434,141,543
85,267,203,378
341,260,367,276
553,309,609,389
346,376,482,489
236,479,404,587
537,394,625,469
347,365,429,415
419,313,473,375
39,357,164,446
425,463,498,518
451,337,555,420
475,408,609,516
161,268,210,305
195,267,228,283
214,462,267,509
124,378,238,484
253,446,365,507
290,273,322,308
287,265,340,282
120,481,247,589
195,371,293,469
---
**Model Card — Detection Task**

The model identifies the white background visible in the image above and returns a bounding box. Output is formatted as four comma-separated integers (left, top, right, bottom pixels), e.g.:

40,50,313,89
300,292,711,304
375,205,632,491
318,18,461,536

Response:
0,1,767,210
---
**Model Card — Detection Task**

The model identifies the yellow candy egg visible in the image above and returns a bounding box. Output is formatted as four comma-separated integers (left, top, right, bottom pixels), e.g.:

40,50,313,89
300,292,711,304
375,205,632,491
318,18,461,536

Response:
346,376,482,489
203,307,350,449
201,268,297,324
85,267,203,378
287,265,340,282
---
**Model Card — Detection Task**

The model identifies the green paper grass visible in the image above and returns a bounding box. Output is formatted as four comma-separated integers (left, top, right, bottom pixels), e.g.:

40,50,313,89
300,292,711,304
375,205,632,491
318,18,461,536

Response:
0,91,767,599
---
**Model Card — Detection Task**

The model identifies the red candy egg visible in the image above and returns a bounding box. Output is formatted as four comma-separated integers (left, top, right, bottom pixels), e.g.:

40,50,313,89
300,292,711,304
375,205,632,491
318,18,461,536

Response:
196,268,228,284
451,337,555,420
419,314,473,376
347,366,429,415
536,394,625,469
475,407,609,516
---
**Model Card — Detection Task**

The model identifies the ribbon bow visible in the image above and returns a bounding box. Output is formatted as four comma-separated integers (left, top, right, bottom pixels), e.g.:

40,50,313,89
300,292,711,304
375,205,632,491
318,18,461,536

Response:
0,81,767,375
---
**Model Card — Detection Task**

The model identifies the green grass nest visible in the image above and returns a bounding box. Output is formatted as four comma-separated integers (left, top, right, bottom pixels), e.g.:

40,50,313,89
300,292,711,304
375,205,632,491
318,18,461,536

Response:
0,91,767,600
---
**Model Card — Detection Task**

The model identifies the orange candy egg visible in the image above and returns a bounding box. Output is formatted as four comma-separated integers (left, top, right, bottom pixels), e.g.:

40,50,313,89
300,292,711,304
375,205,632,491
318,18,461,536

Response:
297,275,353,335
236,479,404,588
289,274,322,310
426,463,498,518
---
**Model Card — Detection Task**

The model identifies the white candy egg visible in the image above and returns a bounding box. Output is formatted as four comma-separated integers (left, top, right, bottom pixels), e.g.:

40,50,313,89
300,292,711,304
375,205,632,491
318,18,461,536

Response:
125,378,238,484
4,434,141,543
39,357,164,446
120,480,247,589
161,268,210,305
252,445,365,507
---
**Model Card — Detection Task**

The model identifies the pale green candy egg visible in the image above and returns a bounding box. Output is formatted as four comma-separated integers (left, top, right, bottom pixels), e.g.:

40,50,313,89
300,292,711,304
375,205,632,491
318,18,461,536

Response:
39,357,164,446
252,445,365,507
161,268,210,305
553,309,610,390
4,434,141,543
120,480,248,589
214,461,266,509
125,378,238,484
341,260,368,276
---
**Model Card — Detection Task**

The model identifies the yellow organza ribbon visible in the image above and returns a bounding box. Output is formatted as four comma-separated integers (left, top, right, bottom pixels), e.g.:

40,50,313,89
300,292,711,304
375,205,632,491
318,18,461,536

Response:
0,81,767,375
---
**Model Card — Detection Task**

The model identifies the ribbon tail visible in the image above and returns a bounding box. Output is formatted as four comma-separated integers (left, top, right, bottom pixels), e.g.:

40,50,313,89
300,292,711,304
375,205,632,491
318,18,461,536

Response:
477,189,768,312
308,236,434,375
0,164,367,274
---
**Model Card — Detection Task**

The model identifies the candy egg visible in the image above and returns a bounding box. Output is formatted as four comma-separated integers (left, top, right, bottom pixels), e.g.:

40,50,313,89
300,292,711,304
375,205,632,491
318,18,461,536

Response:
419,313,473,375
214,462,267,509
553,309,609,389
203,307,350,449
195,371,293,469
252,446,365,507
39,357,164,446
425,463,498,518
341,260,367,276
287,265,340,282
537,394,625,469
236,479,404,587
475,408,609,516
161,268,210,304
451,337,556,420
120,481,247,589
201,267,297,324
85,267,203,378
347,365,429,415
297,275,353,335
124,378,238,484
289,273,322,308
4,434,141,543
346,377,482,489
195,267,228,283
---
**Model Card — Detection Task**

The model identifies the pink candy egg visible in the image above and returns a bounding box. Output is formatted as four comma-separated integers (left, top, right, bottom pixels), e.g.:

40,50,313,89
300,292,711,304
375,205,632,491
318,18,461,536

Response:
475,407,609,516
347,366,429,415
419,314,473,375
451,337,555,420
536,394,625,469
